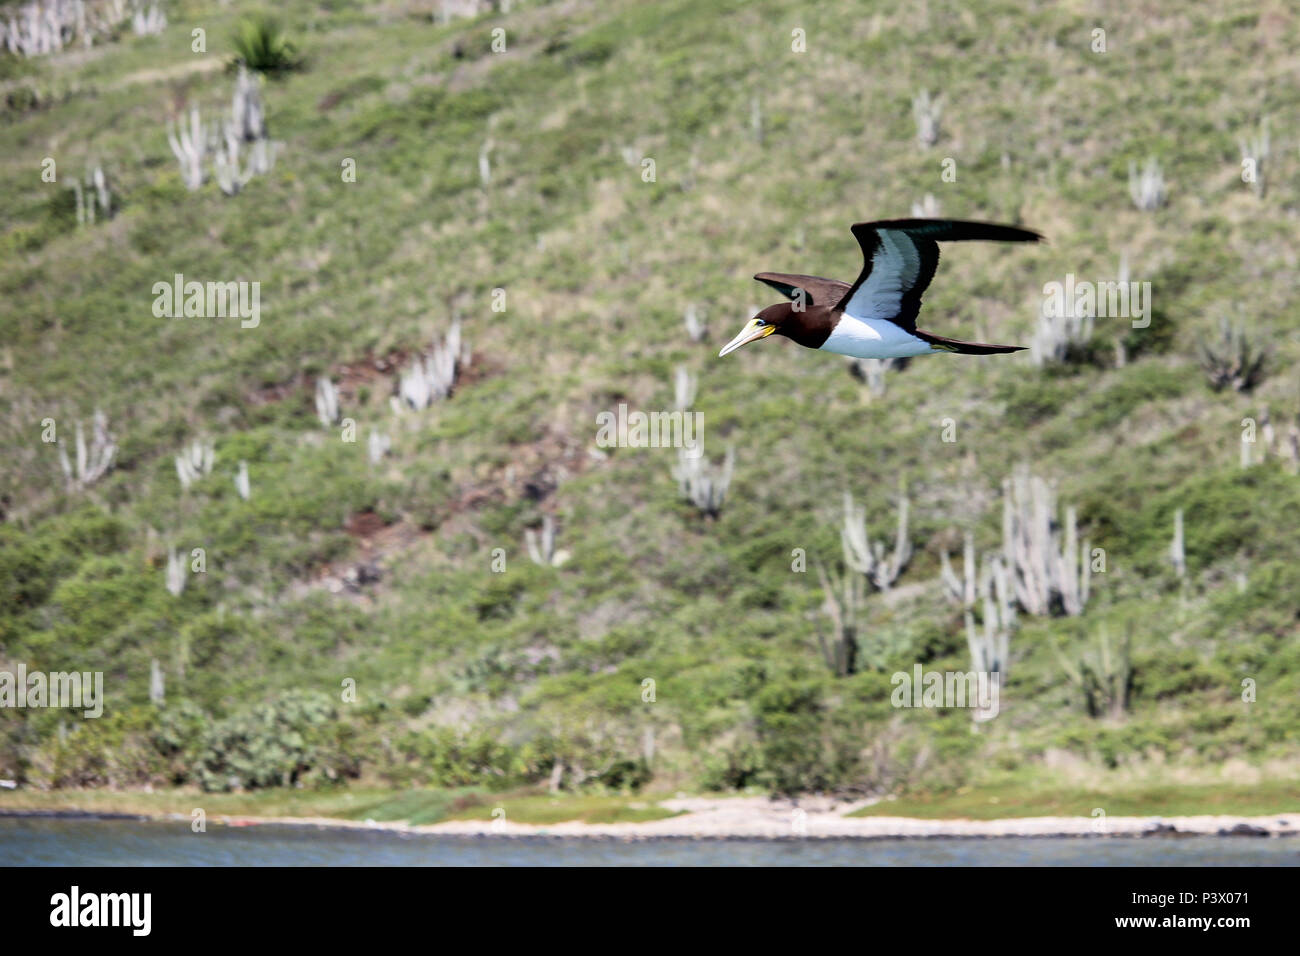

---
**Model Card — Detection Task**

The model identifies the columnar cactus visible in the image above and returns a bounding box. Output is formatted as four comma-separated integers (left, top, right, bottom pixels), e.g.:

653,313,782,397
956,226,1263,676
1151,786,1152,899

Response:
150,657,166,705
683,304,707,343
842,485,912,592
167,107,208,191
315,378,340,427
478,138,493,187
673,366,697,412
1170,509,1186,579
814,560,863,677
1238,117,1269,199
939,531,978,609
165,547,186,597
1001,466,1091,617
912,89,942,147
367,429,391,465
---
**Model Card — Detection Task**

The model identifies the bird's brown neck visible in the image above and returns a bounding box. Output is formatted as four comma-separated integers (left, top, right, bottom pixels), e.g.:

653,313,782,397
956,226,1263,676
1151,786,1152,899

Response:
775,305,836,350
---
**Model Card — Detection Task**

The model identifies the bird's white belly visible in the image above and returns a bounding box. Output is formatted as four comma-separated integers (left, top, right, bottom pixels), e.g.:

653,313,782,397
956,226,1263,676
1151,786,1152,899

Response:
820,314,936,359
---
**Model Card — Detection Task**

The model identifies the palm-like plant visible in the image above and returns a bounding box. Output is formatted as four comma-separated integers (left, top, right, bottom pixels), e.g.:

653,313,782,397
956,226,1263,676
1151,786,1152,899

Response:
1199,318,1268,393
231,14,301,76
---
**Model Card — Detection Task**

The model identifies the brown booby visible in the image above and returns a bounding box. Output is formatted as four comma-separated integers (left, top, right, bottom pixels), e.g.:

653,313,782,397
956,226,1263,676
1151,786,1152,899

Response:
719,219,1042,359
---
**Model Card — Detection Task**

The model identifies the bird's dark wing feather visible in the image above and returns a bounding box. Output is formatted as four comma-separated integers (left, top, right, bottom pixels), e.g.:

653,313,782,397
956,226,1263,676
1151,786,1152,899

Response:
913,329,1026,354
754,272,852,308
837,219,1042,331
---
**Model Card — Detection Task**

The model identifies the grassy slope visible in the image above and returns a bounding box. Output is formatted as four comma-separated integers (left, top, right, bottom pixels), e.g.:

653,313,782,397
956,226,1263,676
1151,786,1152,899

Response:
1,0,1299,804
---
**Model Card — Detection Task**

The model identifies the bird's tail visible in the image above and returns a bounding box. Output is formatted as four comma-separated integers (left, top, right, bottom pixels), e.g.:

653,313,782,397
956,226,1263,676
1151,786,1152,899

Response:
915,329,1026,354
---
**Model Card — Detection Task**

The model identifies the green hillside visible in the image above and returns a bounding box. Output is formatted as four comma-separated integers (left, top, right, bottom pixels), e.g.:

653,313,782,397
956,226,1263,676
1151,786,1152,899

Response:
2,0,1298,806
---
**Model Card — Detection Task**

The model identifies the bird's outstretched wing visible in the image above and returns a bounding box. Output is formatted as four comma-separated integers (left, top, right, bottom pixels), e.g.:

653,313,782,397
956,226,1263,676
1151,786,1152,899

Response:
754,272,852,308
837,219,1042,331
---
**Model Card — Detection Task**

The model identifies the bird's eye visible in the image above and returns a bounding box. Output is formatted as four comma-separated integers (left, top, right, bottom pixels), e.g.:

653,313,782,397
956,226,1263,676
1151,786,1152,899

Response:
754,319,765,326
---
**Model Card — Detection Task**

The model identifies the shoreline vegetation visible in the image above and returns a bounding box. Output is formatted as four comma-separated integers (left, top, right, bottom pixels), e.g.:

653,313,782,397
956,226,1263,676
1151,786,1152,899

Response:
3,781,1299,840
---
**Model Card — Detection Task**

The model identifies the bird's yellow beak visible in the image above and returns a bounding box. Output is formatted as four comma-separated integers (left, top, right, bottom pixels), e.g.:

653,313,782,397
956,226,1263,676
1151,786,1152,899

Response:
718,319,775,357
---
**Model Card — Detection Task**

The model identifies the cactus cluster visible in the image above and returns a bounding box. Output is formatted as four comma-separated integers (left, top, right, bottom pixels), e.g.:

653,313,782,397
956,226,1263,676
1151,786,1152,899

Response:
131,1,164,36
175,438,214,491
1128,157,1166,211
847,356,908,396
809,484,913,676
672,445,734,519
941,531,1017,676
1030,268,1102,367
1,0,157,57
910,193,941,218
1056,627,1132,719
395,321,471,411
57,409,116,490
841,486,912,592
70,165,111,226
168,68,279,196
1200,318,1267,393
1001,466,1091,617
525,515,569,567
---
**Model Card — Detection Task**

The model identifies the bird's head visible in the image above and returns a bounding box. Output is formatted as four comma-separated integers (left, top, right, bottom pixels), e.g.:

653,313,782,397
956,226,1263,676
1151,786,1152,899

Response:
718,303,795,357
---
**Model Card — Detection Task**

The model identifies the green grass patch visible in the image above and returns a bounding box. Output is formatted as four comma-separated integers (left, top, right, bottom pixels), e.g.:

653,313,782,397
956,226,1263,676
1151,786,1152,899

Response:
851,779,1300,820
440,792,681,825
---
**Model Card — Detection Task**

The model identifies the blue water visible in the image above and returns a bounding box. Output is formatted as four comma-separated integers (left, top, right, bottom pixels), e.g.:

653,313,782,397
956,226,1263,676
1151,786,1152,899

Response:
2,817,1297,865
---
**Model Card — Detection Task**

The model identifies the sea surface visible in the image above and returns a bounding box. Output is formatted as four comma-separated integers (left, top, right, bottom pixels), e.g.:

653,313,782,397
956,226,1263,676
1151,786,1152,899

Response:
2,816,1298,866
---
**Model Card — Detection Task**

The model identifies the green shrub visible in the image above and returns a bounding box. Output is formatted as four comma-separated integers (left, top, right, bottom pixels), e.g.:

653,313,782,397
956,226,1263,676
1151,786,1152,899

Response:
386,729,535,789
0,525,56,613
22,706,168,789
755,678,837,793
699,737,764,791
996,375,1069,428
151,700,210,784
196,691,358,791
1133,648,1222,701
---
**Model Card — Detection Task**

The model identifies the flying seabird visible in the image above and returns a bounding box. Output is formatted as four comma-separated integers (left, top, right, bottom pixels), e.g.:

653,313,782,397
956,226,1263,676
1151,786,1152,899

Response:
719,219,1042,360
